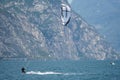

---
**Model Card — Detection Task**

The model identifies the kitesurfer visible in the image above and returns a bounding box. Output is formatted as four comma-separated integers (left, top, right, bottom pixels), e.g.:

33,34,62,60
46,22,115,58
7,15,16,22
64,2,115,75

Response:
21,67,26,73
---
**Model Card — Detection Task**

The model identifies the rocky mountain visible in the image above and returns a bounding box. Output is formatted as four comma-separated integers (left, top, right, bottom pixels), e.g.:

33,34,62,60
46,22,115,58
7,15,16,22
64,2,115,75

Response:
71,0,120,52
0,0,119,60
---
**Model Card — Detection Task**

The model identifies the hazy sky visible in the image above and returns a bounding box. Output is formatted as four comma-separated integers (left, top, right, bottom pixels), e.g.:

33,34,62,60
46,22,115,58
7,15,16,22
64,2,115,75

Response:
71,0,120,51
68,0,73,4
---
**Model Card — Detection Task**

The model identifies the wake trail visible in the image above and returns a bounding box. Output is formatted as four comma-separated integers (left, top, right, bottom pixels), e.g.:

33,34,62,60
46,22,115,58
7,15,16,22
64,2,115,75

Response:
26,71,84,76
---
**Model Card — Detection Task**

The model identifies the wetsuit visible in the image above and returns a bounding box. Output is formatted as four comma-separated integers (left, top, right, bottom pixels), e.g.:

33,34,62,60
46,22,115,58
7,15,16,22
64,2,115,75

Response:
21,67,26,73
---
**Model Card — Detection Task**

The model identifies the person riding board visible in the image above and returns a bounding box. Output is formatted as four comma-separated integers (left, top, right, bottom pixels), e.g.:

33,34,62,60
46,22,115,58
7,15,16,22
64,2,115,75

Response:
21,67,26,73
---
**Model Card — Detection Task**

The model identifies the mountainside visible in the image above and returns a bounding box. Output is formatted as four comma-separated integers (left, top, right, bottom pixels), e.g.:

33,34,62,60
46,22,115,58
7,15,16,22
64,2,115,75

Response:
0,0,119,60
71,0,120,52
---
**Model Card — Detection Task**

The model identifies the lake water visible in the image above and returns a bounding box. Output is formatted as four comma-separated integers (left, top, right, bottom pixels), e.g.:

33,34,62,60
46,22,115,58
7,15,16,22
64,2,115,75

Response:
0,60,120,80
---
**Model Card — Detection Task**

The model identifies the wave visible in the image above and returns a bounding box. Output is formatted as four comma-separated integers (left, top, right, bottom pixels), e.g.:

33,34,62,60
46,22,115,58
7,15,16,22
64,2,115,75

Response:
26,71,84,76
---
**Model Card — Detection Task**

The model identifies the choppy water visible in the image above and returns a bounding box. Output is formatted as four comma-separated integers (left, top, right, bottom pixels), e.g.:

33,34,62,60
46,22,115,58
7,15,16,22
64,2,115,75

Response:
0,60,120,80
